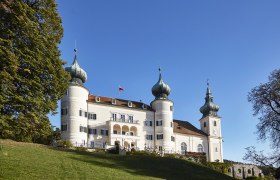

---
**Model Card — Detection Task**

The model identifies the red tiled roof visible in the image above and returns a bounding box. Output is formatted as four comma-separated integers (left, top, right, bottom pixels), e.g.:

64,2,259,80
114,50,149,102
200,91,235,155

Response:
173,119,208,137
87,95,154,111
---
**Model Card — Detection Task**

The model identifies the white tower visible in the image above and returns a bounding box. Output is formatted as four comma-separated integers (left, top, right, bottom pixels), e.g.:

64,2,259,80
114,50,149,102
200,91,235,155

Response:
61,49,89,147
199,82,223,162
151,68,174,153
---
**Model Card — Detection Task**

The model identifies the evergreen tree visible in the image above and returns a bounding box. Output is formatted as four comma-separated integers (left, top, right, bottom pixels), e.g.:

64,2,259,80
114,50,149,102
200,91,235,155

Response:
0,0,70,143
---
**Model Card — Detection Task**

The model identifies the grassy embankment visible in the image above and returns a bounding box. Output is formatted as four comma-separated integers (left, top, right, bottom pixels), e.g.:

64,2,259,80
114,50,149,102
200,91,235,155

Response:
0,139,232,180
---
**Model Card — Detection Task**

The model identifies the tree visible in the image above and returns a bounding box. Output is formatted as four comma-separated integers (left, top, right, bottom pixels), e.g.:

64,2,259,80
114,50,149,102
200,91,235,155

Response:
0,0,70,143
244,69,280,178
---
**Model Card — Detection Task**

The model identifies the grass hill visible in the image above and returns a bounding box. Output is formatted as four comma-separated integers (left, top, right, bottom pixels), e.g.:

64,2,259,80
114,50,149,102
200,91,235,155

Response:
0,139,232,180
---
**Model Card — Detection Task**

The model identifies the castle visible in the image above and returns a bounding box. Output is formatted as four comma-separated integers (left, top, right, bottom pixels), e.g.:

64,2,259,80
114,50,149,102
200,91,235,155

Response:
60,50,223,162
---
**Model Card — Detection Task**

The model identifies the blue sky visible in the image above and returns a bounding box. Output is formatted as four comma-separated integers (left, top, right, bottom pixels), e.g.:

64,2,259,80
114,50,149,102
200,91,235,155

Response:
51,0,280,162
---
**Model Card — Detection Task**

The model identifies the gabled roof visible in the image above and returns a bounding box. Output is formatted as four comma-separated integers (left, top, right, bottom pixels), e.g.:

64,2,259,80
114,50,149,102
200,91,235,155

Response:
173,119,208,137
87,95,154,111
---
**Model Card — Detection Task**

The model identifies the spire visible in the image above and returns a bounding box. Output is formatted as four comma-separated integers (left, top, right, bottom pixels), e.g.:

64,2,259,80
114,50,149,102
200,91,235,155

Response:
65,48,87,85
151,68,171,100
200,81,219,118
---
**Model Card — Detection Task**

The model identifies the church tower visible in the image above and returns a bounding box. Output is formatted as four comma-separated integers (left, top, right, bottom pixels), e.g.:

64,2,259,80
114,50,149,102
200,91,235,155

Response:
151,68,174,153
61,49,89,147
199,82,223,162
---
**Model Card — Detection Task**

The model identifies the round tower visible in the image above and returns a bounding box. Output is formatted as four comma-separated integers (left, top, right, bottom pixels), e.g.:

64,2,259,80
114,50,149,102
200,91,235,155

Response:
151,68,174,153
61,49,89,147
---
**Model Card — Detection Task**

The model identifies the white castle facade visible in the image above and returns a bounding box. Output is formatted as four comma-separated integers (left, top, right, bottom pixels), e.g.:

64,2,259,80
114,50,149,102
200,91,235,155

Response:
60,50,224,162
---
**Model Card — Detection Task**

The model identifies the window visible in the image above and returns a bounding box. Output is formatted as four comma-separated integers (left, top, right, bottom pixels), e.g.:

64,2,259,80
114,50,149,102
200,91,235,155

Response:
90,141,94,148
113,130,117,134
181,142,187,154
95,96,100,102
228,168,232,173
197,144,203,152
215,147,218,152
79,126,87,133
157,134,163,140
159,146,162,151
120,114,125,122
248,169,251,174
214,121,217,126
142,104,147,109
88,113,97,120
144,121,152,126
112,113,117,121
65,90,68,96
130,132,134,136
101,129,108,136
122,131,125,135
61,124,67,131
79,110,82,116
61,108,68,116
170,106,173,111
128,115,133,123
112,98,116,105
204,122,207,127
146,134,153,140
128,101,132,107
84,112,87,118
170,122,173,127
171,136,175,142
156,120,162,126
238,169,242,174
88,128,97,135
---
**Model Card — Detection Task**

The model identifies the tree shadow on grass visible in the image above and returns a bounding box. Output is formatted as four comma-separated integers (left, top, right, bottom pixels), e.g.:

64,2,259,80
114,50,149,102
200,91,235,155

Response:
50,148,232,180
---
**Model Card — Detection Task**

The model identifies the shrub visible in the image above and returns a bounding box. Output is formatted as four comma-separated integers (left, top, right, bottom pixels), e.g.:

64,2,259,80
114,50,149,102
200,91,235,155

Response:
205,162,233,174
56,140,73,148
75,146,88,152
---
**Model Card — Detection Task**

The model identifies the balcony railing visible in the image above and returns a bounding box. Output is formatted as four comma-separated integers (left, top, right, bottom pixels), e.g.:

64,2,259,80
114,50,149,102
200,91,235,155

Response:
110,118,139,124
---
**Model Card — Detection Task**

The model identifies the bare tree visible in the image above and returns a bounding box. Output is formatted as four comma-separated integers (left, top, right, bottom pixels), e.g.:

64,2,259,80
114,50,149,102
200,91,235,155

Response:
244,69,280,178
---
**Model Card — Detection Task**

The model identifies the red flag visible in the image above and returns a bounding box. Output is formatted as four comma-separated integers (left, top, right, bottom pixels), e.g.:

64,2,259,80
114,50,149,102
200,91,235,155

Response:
118,86,124,91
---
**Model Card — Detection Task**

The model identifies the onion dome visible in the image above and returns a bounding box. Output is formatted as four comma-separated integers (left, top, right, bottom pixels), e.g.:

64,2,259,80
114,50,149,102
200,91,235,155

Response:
200,82,219,118
152,68,171,100
65,49,87,85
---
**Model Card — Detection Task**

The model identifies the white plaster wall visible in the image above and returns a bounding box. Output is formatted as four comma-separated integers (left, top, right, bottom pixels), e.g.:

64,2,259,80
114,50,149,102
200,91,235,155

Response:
87,102,154,150
174,133,208,155
61,85,89,146
151,99,174,152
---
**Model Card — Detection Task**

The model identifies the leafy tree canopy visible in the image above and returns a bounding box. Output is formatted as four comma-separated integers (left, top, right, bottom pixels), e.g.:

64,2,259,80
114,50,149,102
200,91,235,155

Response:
0,0,70,143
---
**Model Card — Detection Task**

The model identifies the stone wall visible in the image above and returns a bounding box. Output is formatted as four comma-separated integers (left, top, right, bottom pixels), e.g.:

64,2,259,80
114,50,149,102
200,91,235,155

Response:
226,163,263,179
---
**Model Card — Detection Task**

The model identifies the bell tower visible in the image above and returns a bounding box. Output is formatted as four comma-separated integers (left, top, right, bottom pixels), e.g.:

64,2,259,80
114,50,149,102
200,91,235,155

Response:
199,82,223,162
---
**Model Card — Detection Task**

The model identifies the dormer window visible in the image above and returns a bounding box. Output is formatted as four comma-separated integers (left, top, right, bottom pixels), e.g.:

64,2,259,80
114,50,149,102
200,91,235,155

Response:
112,98,116,105
142,104,147,109
95,96,100,102
128,101,132,107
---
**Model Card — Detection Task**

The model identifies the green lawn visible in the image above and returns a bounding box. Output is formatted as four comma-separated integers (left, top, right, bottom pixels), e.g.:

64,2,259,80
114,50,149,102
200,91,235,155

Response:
0,139,232,180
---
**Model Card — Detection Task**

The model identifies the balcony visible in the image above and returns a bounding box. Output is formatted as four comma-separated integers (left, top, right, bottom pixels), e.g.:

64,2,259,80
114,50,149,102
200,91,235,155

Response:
110,118,140,124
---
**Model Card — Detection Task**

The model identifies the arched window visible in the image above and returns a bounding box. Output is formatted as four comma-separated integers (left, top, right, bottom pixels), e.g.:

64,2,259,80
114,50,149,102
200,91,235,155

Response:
204,122,207,127
181,142,187,155
228,168,231,173
197,144,203,152
248,169,251,174
238,169,242,174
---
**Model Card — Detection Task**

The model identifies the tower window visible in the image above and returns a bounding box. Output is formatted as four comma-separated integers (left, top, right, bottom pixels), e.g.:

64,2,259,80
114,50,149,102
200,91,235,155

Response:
61,124,67,131
170,106,173,111
157,134,163,140
170,122,173,127
156,120,162,126
171,136,175,141
144,120,152,126
142,104,147,109
204,122,207,127
214,121,217,126
61,108,68,116
146,134,153,140
128,101,132,107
